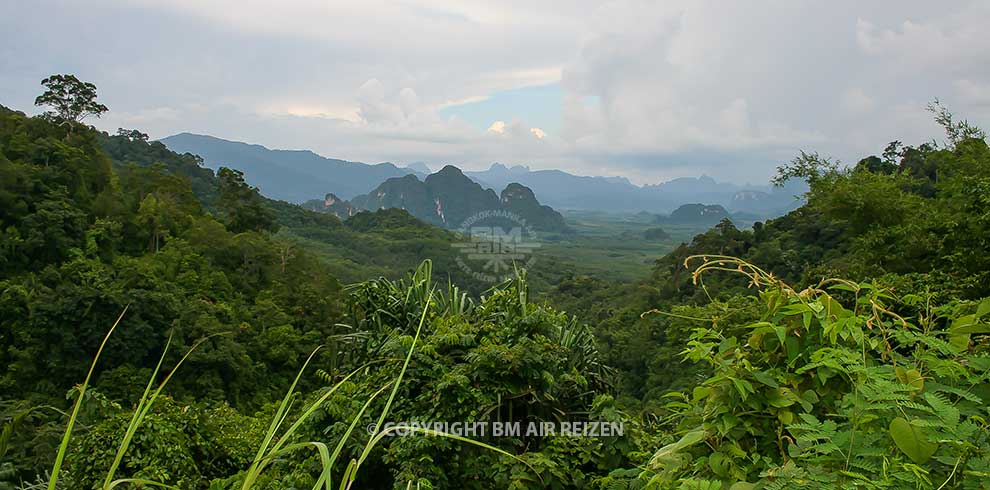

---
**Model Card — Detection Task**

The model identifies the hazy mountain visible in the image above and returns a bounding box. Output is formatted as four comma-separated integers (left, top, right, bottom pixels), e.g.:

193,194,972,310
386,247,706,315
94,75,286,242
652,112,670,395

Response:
159,133,418,202
405,161,433,174
465,163,652,211
466,163,806,217
350,166,570,232
661,203,732,225
160,133,804,219
649,203,770,227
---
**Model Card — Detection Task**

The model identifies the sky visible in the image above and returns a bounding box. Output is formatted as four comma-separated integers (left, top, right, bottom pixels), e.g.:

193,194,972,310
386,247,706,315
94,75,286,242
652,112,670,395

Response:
2,0,989,185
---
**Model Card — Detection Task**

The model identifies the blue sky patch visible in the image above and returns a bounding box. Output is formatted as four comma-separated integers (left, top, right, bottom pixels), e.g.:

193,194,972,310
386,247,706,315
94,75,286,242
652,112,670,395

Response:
440,83,563,135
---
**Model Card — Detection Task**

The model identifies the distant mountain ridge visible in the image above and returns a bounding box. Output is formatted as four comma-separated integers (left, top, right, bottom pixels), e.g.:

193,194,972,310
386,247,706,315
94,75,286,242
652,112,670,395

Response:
161,133,805,219
467,164,806,216
160,133,424,203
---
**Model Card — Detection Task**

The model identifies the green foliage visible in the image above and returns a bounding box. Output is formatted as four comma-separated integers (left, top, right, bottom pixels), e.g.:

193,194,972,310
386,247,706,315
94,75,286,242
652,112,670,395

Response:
635,257,990,489
66,397,265,489
273,263,636,489
217,167,278,234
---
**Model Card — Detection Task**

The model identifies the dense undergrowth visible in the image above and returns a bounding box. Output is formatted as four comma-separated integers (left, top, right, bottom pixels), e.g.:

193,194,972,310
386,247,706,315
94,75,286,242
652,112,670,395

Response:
601,257,990,489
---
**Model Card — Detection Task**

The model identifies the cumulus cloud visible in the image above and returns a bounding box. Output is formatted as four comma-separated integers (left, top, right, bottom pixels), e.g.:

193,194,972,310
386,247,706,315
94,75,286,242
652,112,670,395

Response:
556,0,990,179
1,0,988,184
487,121,506,134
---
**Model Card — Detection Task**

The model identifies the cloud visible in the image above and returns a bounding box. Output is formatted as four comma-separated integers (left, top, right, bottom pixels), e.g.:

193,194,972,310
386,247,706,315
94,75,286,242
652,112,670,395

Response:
555,0,989,179
855,5,990,70
487,121,506,134
955,79,990,107
840,88,877,116
1,0,988,185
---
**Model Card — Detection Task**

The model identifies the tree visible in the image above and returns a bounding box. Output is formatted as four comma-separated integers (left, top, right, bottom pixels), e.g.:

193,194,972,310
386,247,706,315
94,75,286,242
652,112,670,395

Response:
34,74,108,138
771,150,838,188
882,140,903,165
854,155,896,175
136,194,168,252
116,128,149,142
928,98,986,148
217,167,277,234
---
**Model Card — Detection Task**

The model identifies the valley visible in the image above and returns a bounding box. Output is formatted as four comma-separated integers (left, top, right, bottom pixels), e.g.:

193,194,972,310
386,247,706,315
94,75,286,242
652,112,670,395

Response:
535,211,705,283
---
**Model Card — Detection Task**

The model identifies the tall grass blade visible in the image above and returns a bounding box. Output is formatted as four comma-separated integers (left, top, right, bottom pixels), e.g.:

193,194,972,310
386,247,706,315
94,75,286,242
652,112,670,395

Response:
242,346,323,489
324,381,394,485
102,333,214,488
242,357,390,488
106,478,178,489
336,290,433,489
355,289,434,469
47,305,129,490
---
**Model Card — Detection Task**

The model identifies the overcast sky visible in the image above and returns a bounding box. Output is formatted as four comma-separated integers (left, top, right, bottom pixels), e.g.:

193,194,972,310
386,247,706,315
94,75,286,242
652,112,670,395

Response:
2,0,989,184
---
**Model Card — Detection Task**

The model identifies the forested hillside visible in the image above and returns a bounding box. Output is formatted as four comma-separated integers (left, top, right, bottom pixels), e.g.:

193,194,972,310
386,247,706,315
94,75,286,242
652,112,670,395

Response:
2,87,990,490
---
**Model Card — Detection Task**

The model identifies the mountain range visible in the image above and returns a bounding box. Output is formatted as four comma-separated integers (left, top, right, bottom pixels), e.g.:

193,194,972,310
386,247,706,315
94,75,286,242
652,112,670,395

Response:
160,133,426,202
465,163,805,215
160,133,805,219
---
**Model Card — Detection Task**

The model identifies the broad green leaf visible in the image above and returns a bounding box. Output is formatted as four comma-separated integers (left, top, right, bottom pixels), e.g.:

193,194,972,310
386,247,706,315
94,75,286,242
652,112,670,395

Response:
889,417,937,464
894,367,924,394
951,314,976,331
950,322,990,335
718,336,738,354
693,386,713,402
751,371,779,388
708,452,730,477
785,337,801,363
719,414,740,435
977,299,990,318
773,326,787,345
822,295,850,318
649,429,707,469
780,303,811,316
730,378,754,400
767,387,799,408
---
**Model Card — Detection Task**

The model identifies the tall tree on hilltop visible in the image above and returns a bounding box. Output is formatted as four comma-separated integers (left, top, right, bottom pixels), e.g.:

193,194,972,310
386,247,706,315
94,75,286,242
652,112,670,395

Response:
34,74,109,139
